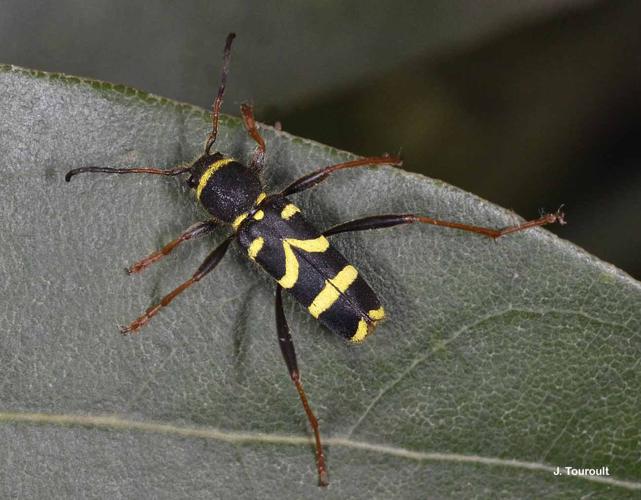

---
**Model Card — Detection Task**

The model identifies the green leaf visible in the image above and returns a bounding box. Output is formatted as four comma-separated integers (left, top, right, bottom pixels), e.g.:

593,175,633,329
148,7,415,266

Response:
1,66,640,498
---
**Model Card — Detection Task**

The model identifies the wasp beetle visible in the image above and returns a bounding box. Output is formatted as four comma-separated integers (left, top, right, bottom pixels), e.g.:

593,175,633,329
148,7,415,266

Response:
65,33,565,486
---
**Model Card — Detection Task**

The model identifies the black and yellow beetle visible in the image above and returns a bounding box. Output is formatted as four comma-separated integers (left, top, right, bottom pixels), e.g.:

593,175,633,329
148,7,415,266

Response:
65,33,565,486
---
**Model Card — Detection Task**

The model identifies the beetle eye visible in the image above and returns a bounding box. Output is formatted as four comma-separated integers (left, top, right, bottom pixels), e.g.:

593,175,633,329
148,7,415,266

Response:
186,174,198,189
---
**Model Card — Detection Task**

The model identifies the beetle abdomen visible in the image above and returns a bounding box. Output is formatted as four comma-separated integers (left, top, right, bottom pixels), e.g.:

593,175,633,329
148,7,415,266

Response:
237,195,384,342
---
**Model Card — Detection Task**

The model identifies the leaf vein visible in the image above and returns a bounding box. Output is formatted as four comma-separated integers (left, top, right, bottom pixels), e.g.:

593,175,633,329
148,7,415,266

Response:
346,306,634,437
1,410,639,491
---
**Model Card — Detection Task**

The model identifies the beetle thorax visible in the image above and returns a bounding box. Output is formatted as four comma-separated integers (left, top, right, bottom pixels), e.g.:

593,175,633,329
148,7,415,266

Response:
187,153,263,224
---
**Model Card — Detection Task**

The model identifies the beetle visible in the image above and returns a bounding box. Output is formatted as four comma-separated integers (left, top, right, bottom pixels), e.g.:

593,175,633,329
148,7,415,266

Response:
65,33,565,486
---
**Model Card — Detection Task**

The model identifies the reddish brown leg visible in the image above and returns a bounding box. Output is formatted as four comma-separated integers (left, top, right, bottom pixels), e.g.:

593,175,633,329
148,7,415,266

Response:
240,103,266,171
205,33,236,155
275,286,328,487
323,208,566,239
127,221,218,274
281,156,403,196
120,236,233,335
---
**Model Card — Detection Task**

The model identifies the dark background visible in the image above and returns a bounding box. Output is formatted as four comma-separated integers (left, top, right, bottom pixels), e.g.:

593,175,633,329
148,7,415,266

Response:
2,0,639,279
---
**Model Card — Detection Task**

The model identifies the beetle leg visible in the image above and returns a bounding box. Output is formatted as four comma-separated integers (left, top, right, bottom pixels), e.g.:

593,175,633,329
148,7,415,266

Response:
240,103,266,172
323,208,566,239
275,285,329,487
120,236,233,334
281,156,402,196
127,220,218,274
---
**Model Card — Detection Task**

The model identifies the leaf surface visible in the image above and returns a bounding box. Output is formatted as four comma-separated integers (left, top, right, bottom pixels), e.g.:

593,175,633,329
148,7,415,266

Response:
1,66,640,498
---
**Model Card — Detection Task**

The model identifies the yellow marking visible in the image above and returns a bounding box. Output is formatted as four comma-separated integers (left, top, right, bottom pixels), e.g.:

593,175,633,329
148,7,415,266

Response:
351,307,384,344
231,212,248,230
278,236,330,289
281,204,300,220
196,158,234,200
253,210,265,221
333,265,358,291
368,307,385,321
308,265,358,318
351,319,369,343
285,236,329,253
278,243,299,288
350,307,385,344
247,237,264,261
255,192,267,205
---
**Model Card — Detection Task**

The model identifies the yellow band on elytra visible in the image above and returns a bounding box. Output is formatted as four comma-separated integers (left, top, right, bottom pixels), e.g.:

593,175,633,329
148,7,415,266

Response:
368,307,385,321
278,236,330,289
352,319,369,343
247,237,264,261
308,265,358,318
281,204,300,220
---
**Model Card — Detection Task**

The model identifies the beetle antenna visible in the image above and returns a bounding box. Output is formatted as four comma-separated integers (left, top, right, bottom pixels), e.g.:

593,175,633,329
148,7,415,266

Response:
65,165,191,182
205,32,236,155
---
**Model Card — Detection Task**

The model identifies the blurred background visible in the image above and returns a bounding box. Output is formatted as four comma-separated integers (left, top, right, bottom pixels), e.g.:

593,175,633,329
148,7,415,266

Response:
1,0,639,279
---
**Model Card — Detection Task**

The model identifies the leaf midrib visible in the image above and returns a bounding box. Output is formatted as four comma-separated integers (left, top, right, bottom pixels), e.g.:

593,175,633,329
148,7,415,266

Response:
1,410,639,491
